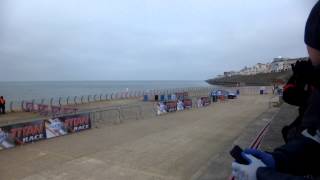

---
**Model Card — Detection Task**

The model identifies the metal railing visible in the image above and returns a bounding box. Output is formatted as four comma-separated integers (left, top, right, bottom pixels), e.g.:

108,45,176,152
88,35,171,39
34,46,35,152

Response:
6,87,214,113
5,86,273,113
89,105,144,127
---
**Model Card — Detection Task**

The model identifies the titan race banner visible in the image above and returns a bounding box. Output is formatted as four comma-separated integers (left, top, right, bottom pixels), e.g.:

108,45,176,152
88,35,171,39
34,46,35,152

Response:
45,113,91,139
0,120,46,150
197,97,211,108
0,113,91,150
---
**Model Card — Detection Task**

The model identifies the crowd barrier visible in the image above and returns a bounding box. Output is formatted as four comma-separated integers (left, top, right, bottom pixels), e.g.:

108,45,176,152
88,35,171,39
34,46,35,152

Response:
156,95,224,116
0,87,275,152
0,113,91,150
6,87,214,113
0,86,214,151
0,104,146,151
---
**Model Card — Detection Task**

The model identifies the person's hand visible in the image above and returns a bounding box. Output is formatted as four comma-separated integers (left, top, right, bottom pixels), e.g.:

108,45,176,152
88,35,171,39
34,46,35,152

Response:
291,60,314,85
232,153,266,180
244,149,275,169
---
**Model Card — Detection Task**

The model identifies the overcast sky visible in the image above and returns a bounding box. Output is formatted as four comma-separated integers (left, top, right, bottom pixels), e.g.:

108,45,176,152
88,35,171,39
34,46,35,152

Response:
0,0,318,81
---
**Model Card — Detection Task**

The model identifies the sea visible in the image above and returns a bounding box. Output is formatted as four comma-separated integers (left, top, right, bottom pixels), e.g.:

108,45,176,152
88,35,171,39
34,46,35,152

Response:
0,81,211,103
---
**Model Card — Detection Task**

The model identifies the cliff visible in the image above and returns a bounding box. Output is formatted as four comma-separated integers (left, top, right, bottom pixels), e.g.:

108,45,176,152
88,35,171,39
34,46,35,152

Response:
206,71,292,86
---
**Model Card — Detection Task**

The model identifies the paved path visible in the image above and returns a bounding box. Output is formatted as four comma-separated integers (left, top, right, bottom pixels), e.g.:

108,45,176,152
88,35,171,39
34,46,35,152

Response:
0,95,272,180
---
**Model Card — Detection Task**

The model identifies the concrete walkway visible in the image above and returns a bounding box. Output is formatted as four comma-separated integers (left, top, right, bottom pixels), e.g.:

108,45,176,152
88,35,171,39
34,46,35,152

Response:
197,102,298,180
0,95,272,180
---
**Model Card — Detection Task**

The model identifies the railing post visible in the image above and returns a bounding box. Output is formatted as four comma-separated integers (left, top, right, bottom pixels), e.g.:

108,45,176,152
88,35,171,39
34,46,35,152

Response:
50,98,54,107
21,100,25,112
118,107,122,124
66,96,70,105
10,101,13,112
74,96,77,105
81,96,84,104
58,97,62,106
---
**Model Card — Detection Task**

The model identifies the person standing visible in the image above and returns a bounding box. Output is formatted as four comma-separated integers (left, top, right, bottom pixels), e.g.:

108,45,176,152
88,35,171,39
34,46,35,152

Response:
231,1,320,179
0,96,6,114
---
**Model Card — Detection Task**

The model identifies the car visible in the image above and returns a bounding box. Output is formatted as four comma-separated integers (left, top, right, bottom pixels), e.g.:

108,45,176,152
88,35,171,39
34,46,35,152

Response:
211,90,237,99
227,92,237,99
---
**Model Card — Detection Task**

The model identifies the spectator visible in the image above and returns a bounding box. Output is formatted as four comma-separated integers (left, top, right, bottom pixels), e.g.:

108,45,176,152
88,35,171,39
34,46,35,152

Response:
232,1,320,179
197,98,203,108
232,82,320,179
281,0,320,142
0,96,5,114
281,60,314,143
177,100,184,111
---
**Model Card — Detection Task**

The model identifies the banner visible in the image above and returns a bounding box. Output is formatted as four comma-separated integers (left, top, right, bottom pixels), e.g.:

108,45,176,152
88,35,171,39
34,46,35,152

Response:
0,120,46,150
197,97,211,108
45,113,91,139
0,113,91,150
156,102,167,115
166,101,177,112
202,97,211,106
183,99,193,109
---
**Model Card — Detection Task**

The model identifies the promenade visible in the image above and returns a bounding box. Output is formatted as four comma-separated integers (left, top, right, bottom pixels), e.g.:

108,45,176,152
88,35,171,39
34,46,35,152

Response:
0,94,272,180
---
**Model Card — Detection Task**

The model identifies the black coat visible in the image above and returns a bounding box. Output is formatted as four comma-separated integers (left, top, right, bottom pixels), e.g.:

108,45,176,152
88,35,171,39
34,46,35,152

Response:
257,89,320,179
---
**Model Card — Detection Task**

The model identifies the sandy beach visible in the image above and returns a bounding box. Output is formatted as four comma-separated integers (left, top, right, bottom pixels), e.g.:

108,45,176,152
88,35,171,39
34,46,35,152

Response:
0,93,273,180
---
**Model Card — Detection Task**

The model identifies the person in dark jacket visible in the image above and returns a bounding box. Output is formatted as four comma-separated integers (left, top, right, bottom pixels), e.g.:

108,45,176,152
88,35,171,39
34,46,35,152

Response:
233,88,320,180
0,96,5,114
281,60,314,143
281,0,320,143
232,1,320,179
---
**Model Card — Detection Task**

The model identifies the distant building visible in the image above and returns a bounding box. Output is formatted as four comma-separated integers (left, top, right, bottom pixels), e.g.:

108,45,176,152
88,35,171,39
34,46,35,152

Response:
270,57,307,72
270,57,289,72
224,71,237,77
252,63,270,74
215,57,308,79
283,59,297,71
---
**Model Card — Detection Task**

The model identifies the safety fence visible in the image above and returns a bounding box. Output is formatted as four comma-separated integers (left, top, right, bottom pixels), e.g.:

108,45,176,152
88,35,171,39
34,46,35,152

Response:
0,87,220,151
0,86,277,152
5,86,273,113
0,104,151,151
6,87,214,113
222,86,273,96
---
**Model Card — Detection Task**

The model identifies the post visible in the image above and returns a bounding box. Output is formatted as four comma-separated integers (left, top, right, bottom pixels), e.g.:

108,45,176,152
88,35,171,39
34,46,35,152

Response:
118,107,122,124
21,100,25,112
50,98,54,107
67,96,70,105
10,101,13,112
58,97,62,106
81,96,84,104
74,96,77,105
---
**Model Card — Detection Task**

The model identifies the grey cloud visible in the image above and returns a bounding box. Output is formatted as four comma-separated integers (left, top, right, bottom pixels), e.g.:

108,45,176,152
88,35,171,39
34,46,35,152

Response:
0,0,318,81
